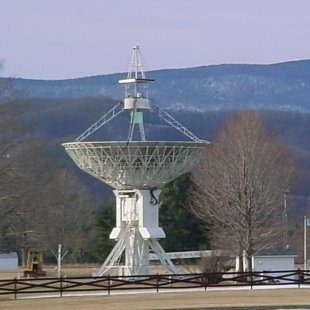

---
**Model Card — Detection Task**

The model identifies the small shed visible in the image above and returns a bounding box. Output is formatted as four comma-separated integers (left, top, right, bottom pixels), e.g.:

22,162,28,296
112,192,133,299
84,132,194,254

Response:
0,252,18,270
252,248,297,283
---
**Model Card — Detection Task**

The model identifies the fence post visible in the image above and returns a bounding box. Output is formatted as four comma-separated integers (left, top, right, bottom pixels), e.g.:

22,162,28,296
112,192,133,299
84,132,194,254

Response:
204,273,207,291
14,277,17,300
298,268,302,288
156,273,159,293
250,272,253,290
108,275,111,296
60,276,63,297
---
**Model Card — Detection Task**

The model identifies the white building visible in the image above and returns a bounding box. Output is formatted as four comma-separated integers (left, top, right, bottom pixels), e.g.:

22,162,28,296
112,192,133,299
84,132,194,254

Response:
0,252,18,270
252,248,297,283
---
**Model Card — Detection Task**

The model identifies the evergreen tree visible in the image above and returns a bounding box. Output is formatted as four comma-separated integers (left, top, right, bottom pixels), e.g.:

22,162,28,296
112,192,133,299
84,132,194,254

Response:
91,203,116,261
159,174,209,252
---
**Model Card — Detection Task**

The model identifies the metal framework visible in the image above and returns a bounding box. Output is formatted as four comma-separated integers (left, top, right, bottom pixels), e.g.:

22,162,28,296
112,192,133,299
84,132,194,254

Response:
62,45,210,276
75,45,206,144
152,103,204,143
75,103,124,142
63,141,206,189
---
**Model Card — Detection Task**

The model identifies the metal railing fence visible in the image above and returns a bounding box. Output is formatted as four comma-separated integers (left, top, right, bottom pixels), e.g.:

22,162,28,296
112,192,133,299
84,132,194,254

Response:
0,269,309,300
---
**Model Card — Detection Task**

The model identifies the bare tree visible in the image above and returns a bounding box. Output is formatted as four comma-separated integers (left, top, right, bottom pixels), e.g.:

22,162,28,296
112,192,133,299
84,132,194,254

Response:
0,65,97,262
35,167,97,263
190,111,297,271
0,65,36,262
0,64,23,220
1,143,97,263
0,62,15,103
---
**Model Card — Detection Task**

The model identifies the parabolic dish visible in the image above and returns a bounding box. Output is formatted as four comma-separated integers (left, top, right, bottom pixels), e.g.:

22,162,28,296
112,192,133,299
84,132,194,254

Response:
62,141,208,189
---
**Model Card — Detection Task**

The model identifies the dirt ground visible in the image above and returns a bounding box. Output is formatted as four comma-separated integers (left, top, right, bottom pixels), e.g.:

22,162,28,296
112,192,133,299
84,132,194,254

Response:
1,288,310,309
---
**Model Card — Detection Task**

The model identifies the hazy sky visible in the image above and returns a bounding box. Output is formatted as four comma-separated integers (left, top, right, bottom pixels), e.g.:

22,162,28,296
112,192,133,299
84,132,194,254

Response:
1,0,310,80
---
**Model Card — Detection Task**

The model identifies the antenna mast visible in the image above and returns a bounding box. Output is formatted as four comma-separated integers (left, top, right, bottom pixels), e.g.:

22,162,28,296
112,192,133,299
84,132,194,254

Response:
119,45,154,141
74,45,206,143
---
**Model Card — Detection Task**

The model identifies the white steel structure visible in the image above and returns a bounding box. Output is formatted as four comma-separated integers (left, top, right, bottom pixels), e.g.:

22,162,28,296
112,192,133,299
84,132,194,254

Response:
62,46,209,276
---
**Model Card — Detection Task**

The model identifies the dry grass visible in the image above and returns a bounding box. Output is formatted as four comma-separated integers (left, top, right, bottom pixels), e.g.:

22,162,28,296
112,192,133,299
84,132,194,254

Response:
0,288,310,309
0,264,199,279
0,265,99,279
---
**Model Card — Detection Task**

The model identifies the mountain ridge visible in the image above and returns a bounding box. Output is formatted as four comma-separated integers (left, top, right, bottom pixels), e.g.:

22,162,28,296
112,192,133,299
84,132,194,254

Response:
8,59,310,112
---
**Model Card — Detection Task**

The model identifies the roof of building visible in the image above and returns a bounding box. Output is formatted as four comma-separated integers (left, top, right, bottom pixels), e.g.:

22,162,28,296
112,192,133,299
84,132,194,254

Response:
254,248,297,257
0,252,18,259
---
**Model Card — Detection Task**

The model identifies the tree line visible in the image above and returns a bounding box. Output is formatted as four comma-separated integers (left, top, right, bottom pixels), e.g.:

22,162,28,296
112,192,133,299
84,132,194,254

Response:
0,71,308,266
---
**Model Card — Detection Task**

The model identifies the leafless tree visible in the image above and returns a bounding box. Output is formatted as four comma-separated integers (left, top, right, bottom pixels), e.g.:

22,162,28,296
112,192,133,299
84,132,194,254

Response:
0,66,97,262
0,65,36,262
1,142,97,263
34,166,97,262
190,111,298,271
0,64,23,219
0,62,15,103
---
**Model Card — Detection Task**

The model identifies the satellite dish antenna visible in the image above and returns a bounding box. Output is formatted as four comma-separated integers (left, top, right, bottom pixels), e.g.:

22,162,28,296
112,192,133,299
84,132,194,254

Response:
62,45,210,276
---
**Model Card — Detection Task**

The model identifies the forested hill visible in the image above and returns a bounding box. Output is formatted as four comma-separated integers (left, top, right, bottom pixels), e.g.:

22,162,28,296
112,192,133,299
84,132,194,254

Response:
2,59,310,262
16,97,310,200
2,96,310,262
10,59,310,112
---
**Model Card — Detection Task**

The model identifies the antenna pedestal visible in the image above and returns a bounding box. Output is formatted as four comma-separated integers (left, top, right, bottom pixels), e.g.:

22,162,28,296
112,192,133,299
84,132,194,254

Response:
94,189,179,276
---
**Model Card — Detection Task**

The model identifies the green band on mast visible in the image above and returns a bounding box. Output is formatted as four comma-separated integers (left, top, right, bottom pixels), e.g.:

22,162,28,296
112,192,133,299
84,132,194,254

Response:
134,111,143,124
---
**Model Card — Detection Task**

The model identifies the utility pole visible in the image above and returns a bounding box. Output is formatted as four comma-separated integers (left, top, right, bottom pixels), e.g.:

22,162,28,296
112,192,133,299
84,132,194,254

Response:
304,216,308,270
57,244,62,278
283,191,288,248
52,244,68,277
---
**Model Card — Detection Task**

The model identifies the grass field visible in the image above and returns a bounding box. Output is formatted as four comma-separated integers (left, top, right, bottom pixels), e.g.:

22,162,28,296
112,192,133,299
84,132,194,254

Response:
0,264,196,279
0,265,99,279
